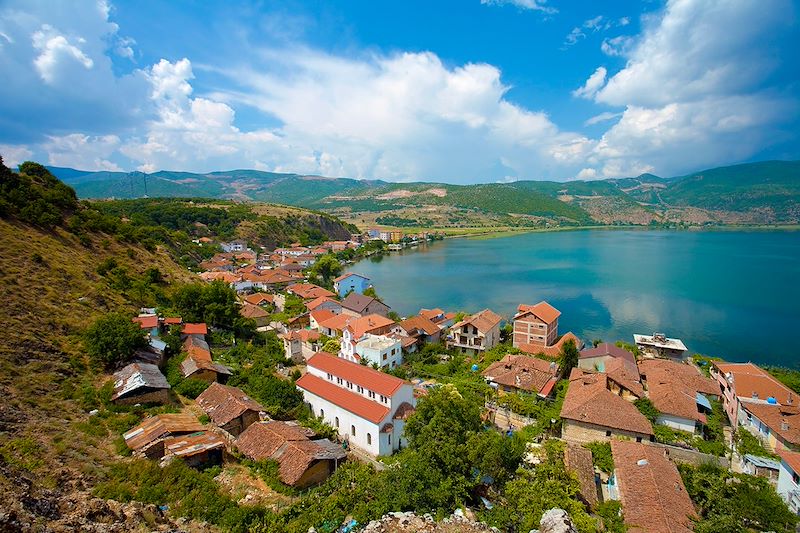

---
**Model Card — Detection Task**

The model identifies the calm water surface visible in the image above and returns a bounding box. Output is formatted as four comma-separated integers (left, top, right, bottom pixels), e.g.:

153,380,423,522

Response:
354,229,800,366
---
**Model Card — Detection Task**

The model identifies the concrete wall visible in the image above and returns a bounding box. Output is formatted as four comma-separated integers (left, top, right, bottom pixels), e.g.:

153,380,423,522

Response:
777,460,800,514
657,413,698,434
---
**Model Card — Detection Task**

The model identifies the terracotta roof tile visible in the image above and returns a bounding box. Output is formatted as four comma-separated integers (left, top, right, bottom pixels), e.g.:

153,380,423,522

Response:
713,362,796,404
240,303,269,319
306,296,338,311
452,308,503,333
778,448,800,475
518,332,583,358
640,359,718,422
516,301,561,323
345,314,396,339
611,440,696,533
743,402,800,446
296,373,390,424
399,315,440,337
482,355,558,394
132,315,158,329
564,444,598,508
306,352,406,397
288,283,335,300
243,293,274,306
561,369,653,435
316,312,352,332
182,323,208,336
579,343,637,368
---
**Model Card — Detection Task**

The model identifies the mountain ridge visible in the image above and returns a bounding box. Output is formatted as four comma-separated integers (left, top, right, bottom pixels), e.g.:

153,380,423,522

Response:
46,160,800,226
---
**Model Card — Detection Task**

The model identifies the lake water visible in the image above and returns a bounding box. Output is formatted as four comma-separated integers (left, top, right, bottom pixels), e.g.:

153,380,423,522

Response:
354,229,800,367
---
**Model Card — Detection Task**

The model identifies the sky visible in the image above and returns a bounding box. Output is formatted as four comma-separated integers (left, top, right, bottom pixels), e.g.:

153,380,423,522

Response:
0,0,798,183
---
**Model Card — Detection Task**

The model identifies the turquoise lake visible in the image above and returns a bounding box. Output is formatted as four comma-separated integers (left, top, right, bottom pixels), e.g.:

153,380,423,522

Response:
354,229,800,366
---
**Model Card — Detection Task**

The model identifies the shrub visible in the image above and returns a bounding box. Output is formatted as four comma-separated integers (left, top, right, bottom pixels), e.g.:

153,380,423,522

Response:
175,378,211,399
83,312,147,368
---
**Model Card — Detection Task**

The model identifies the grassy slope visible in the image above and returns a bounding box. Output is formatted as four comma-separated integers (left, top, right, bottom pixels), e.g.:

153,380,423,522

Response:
0,217,194,528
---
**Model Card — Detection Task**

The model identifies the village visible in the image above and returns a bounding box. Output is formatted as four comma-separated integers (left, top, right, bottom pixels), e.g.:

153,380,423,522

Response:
104,235,800,532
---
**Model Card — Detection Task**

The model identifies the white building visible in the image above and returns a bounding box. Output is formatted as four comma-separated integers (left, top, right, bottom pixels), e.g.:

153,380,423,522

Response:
296,353,416,456
340,332,402,369
777,449,800,514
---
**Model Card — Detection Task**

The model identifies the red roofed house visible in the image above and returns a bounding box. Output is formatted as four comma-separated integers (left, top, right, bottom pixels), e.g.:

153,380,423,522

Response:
296,352,416,456
310,309,341,332
482,355,559,398
306,296,342,314
340,293,391,318
315,312,354,337
513,301,560,348
609,440,696,533
561,368,654,444
287,283,335,301
639,359,719,435
393,315,442,347
181,323,208,337
132,314,159,338
333,272,372,298
777,449,800,513
710,361,797,431
447,309,503,356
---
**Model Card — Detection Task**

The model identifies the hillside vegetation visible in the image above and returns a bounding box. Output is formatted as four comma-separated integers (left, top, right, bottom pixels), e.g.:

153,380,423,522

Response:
50,160,800,227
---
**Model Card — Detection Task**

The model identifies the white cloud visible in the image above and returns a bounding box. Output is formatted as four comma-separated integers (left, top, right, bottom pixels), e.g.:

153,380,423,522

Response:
564,15,630,48
575,167,597,180
31,24,94,83
572,66,607,99
480,0,557,15
0,144,33,167
43,133,122,170
584,111,622,126
600,35,633,57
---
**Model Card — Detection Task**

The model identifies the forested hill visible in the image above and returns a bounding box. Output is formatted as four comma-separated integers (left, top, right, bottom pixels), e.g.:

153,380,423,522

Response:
48,160,800,226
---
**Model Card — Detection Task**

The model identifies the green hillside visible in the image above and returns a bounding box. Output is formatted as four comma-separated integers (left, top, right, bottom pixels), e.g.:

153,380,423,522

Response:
48,160,800,226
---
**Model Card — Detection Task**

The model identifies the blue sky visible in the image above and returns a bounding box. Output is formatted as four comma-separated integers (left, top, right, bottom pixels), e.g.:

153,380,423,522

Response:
0,0,798,183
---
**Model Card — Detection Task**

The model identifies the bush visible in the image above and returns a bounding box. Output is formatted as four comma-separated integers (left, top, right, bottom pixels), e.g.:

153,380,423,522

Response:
175,378,211,399
584,441,614,475
83,312,147,368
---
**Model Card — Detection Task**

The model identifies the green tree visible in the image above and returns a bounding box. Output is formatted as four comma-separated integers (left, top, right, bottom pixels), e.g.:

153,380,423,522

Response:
311,254,342,285
633,398,660,424
558,339,579,378
83,312,147,367
322,339,340,354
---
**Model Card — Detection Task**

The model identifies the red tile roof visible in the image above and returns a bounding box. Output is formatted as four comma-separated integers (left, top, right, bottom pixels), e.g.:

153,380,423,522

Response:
419,308,445,321
133,315,158,329
516,301,561,323
306,295,338,311
243,293,274,306
518,332,583,358
561,369,653,435
452,308,503,333
288,283,335,300
743,402,800,446
580,343,637,368
611,440,696,533
240,303,269,319
123,413,204,452
163,317,183,325
564,444,598,508
316,312,352,332
333,272,369,283
482,355,558,395
182,323,208,335
345,314,396,339
196,383,265,426
296,373,390,424
779,448,800,475
399,315,441,337
639,359,718,422
306,352,406,397
282,329,321,343
713,362,796,404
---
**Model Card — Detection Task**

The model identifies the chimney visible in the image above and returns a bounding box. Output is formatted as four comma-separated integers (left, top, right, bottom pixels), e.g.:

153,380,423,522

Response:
752,391,759,399
789,393,794,405
782,419,790,431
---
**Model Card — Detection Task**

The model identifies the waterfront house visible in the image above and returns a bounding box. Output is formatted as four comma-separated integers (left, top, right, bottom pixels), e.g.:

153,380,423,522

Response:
236,421,346,487
295,353,416,456
560,368,654,444
578,343,637,373
639,359,719,435
393,315,442,346
608,440,696,533
482,354,559,398
111,363,171,406
513,301,560,349
195,382,266,437
333,272,372,298
446,309,503,356
710,361,796,430
777,449,800,514
340,293,391,318
633,332,687,359
419,308,456,328
123,413,205,459
281,329,322,363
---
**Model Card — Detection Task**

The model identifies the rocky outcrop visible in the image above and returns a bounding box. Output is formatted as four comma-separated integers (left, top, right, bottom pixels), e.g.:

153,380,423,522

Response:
354,510,498,533
532,508,578,533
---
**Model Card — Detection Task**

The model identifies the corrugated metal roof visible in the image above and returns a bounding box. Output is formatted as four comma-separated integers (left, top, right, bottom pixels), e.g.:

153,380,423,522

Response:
112,363,169,400
744,454,781,469
123,413,204,452
163,431,225,457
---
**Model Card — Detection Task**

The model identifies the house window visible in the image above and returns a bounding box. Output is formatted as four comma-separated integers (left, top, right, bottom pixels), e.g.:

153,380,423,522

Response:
367,433,372,445
320,409,324,418
347,381,353,389
388,434,392,445
335,417,339,428
369,391,375,399
382,353,387,360
606,430,612,437
793,472,800,485
636,437,642,443
391,349,396,355
327,373,333,380
358,386,364,393
351,425,356,436
337,377,343,385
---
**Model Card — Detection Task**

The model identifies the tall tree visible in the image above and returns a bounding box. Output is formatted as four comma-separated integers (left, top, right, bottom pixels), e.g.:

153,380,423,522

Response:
83,312,147,368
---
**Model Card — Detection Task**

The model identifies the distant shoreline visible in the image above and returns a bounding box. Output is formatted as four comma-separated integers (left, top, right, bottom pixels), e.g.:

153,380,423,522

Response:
399,223,800,242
